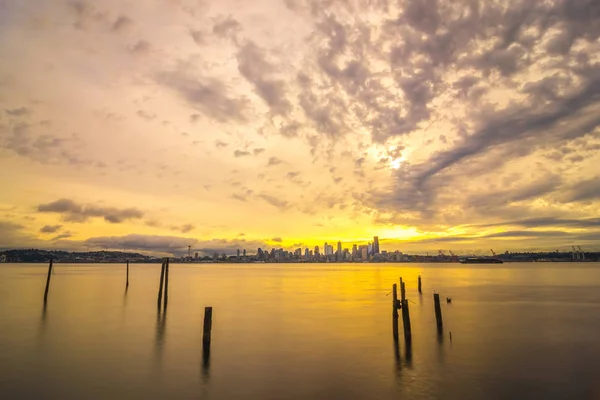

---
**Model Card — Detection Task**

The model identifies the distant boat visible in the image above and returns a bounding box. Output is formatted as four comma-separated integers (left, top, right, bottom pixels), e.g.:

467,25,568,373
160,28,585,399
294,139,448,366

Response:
460,257,503,264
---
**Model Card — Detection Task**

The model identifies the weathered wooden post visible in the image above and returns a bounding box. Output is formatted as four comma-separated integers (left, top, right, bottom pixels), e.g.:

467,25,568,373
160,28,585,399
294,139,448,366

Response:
126,260,129,289
399,278,406,301
163,258,170,309
392,284,399,340
401,299,412,343
434,293,443,332
157,259,166,309
202,306,213,374
203,306,213,346
43,259,54,304
418,275,422,294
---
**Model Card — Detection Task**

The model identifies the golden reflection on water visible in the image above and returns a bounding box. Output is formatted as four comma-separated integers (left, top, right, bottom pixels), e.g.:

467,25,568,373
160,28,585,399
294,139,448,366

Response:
1,263,600,399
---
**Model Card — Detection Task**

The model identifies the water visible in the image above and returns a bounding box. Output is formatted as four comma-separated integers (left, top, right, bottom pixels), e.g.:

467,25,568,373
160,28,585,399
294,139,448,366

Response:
1,262,600,399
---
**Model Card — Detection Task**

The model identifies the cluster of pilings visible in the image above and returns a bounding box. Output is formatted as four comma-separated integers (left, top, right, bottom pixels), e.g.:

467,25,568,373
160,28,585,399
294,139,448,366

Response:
392,275,445,344
42,258,214,359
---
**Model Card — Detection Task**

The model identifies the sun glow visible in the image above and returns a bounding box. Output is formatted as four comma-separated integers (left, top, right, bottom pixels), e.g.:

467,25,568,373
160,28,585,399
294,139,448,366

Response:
390,158,403,169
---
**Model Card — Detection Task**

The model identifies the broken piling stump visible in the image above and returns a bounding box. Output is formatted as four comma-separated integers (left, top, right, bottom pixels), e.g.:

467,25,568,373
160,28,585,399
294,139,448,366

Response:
434,293,443,333
401,299,412,343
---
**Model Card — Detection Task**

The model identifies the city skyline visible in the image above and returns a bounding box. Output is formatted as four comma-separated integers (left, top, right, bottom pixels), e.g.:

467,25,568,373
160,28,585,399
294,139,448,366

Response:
1,1,600,255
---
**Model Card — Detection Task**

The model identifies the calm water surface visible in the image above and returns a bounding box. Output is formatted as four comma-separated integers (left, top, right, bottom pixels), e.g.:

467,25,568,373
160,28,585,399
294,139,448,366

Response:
1,262,600,399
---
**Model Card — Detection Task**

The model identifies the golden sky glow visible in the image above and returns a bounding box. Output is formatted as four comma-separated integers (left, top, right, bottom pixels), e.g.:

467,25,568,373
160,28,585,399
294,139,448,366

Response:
1,0,600,255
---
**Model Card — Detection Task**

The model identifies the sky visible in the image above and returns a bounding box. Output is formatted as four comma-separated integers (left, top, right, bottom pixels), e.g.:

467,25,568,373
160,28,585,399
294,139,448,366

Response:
1,0,600,256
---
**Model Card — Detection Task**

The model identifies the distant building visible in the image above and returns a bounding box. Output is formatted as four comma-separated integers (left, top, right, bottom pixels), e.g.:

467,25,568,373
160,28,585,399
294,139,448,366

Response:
194,252,199,260
352,244,358,259
373,236,380,254
237,249,240,258
314,246,320,256
305,248,310,259
361,246,368,260
243,249,246,257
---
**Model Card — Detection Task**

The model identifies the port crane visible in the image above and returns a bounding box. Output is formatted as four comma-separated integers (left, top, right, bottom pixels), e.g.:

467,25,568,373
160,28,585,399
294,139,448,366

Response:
490,249,496,257
578,245,585,261
572,245,580,261
449,250,458,262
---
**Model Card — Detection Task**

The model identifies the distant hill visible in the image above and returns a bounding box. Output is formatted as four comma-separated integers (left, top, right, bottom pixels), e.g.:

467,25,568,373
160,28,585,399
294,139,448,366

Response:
0,249,160,263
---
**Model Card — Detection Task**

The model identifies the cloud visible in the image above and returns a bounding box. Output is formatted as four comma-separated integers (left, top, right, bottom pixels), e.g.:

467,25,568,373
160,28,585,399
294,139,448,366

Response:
171,223,195,233
37,199,143,223
215,140,228,148
5,107,29,116
129,40,152,55
85,234,197,254
267,157,283,166
482,230,570,239
253,148,265,155
0,121,92,167
83,234,275,256
271,237,282,243
231,193,247,202
212,15,242,39
237,42,291,115
52,232,72,241
560,176,600,202
40,224,62,233
258,194,288,209
157,70,248,123
0,221,23,233
136,110,156,120
234,149,251,157
188,29,205,45
67,0,106,30
111,15,133,33
476,218,600,229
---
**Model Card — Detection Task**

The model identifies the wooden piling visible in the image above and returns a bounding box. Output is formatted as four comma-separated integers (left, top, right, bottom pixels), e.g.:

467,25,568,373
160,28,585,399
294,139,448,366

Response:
163,258,169,309
157,259,166,309
401,299,412,343
399,278,405,301
392,284,399,318
126,260,129,289
434,293,443,331
392,284,399,340
43,259,54,304
418,275,422,294
203,306,213,346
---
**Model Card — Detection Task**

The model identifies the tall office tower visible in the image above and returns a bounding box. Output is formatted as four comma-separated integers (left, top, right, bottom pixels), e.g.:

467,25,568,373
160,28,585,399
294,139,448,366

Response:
352,244,358,258
237,249,240,257
361,246,368,260
373,236,380,254
314,246,320,256
367,242,372,256
305,248,310,259
337,241,342,255
243,249,246,257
